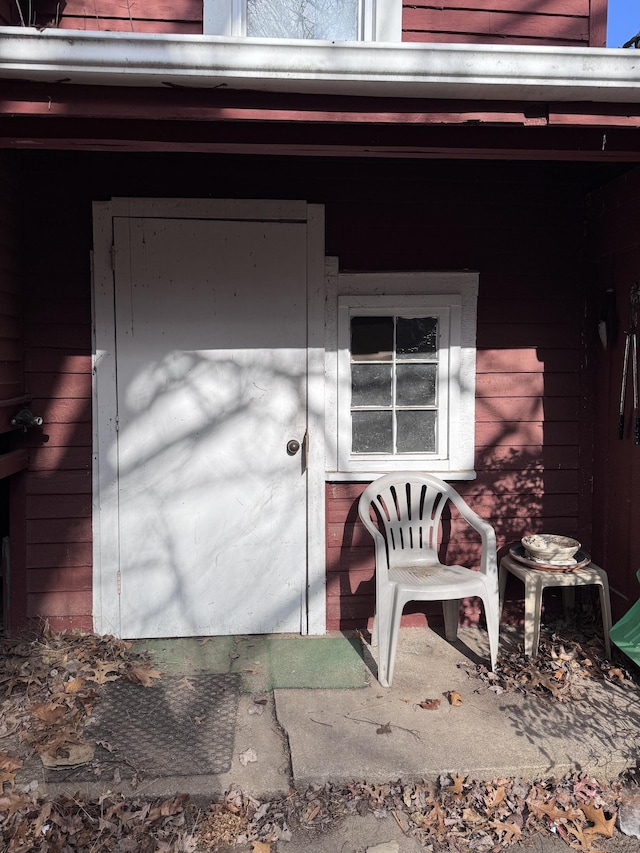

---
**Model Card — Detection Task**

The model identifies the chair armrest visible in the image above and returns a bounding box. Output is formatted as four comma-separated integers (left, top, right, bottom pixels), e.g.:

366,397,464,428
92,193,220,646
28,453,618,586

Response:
449,494,498,580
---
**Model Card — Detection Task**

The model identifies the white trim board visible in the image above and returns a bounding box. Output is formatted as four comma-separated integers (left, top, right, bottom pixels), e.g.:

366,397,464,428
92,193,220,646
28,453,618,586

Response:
2,28,640,102
325,269,478,481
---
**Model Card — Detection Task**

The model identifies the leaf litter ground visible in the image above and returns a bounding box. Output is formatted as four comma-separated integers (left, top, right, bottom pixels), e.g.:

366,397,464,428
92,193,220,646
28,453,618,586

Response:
0,620,638,852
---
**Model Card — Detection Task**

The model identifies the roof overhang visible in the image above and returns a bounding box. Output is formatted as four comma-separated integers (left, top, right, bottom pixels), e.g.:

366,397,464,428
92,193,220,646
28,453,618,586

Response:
1,27,640,102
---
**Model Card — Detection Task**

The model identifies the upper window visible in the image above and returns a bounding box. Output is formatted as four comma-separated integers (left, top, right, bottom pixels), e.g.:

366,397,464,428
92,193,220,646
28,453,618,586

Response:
326,270,478,480
203,0,401,41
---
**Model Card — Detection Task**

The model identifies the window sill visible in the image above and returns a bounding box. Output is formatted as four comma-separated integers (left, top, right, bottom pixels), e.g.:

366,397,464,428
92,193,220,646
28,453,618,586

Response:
326,469,476,482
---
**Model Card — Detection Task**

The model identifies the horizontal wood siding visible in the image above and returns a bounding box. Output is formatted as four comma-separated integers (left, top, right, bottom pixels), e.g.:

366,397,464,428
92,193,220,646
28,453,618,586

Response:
587,165,640,620
403,0,604,47
33,0,201,32
19,185,93,633
0,151,26,633
324,162,594,631
0,156,25,408
0,0,13,24
27,0,604,44
16,152,611,633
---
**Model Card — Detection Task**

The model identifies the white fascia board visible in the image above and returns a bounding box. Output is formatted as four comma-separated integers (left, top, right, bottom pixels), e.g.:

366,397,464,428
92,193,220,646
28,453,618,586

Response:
1,26,640,102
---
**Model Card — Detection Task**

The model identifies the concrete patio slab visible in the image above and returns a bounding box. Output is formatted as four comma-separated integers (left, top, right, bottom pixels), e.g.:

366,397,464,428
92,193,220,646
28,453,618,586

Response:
18,626,639,808
275,627,640,787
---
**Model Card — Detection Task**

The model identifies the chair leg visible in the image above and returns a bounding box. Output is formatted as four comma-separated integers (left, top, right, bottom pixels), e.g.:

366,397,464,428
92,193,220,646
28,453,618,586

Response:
371,610,378,648
594,572,613,658
498,565,508,618
481,592,500,672
561,587,576,620
374,600,393,688
385,592,407,687
524,577,544,657
443,599,460,641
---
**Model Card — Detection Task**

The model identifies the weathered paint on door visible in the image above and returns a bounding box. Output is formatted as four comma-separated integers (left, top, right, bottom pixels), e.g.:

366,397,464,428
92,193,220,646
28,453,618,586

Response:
111,216,309,637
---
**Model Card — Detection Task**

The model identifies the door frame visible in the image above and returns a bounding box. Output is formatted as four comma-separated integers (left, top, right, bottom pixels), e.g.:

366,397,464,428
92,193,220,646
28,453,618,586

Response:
92,198,327,637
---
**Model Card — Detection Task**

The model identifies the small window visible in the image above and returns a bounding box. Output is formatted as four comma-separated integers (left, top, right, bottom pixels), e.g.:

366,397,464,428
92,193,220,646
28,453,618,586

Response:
327,272,478,479
350,314,442,454
203,0,401,41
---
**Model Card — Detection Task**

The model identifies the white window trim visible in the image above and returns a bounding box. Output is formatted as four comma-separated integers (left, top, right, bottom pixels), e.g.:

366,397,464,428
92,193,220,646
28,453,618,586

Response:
325,265,478,481
203,0,402,42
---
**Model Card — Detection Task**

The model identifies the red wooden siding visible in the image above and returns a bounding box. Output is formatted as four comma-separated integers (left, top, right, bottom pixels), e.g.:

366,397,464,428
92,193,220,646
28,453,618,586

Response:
0,152,25,633
24,0,604,45
588,168,640,620
0,0,12,25
0,156,25,407
325,164,596,631
19,187,93,632
403,0,593,47
33,0,200,33
12,151,622,633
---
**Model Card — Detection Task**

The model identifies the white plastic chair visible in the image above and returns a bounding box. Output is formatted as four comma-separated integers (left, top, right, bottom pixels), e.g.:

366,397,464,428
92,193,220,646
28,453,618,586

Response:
358,472,500,687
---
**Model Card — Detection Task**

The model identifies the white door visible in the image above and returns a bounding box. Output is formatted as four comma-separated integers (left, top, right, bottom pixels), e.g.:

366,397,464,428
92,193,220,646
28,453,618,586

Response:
110,215,309,638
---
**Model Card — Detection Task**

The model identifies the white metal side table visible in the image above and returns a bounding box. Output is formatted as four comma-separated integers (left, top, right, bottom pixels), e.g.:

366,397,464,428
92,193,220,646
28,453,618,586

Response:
499,553,612,658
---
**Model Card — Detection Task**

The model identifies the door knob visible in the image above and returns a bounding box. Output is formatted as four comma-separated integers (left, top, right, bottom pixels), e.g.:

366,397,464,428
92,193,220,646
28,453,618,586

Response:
287,439,301,455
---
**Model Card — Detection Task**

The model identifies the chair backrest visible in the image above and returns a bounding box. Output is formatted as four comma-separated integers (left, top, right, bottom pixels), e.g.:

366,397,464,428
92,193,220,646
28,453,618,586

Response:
358,472,482,570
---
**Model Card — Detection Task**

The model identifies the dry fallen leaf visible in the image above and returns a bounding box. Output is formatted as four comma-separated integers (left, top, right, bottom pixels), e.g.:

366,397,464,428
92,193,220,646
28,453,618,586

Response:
30,702,67,725
0,791,32,816
85,662,121,685
126,664,162,687
39,740,95,768
0,752,22,786
490,818,522,843
581,803,617,837
64,677,87,694
484,785,506,811
238,748,258,766
148,794,189,820
305,804,322,822
462,807,485,824
448,773,466,795
252,843,271,853
419,698,441,710
445,690,463,706
33,801,52,838
608,668,625,682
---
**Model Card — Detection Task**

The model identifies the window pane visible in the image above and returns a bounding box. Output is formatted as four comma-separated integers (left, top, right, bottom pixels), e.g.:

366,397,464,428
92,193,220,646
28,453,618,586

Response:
352,364,392,407
247,0,358,40
396,364,437,407
352,411,393,453
396,317,438,360
351,316,393,362
397,410,437,453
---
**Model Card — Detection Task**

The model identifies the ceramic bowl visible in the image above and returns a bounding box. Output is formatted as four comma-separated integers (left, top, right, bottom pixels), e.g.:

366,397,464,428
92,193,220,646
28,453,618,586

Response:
521,533,581,563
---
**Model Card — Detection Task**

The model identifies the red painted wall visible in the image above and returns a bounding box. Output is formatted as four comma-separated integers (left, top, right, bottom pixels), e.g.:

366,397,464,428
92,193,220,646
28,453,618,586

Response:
0,156,24,405
11,152,625,633
0,152,28,632
19,195,93,632
0,0,11,25
588,169,640,621
324,163,598,631
24,0,605,46
403,0,602,48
